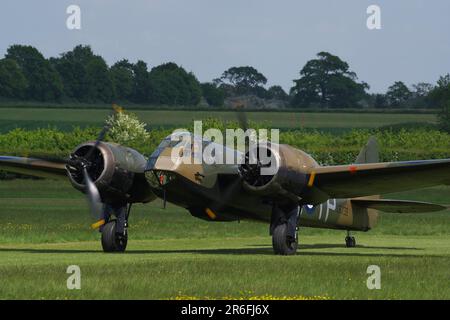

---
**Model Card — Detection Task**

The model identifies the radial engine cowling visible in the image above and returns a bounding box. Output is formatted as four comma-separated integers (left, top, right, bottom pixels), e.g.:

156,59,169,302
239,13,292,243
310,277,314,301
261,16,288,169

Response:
67,141,150,204
238,144,319,198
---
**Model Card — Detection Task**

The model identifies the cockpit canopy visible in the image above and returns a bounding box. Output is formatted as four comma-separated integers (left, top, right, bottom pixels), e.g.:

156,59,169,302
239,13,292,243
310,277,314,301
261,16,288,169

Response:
146,132,206,170
145,131,242,171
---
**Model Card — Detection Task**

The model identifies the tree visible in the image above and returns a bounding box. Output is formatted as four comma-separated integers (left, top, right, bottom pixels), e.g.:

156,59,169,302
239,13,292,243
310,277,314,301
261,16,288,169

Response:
429,74,450,105
290,52,368,108
218,66,267,95
215,82,236,98
50,45,91,100
148,62,201,106
438,101,450,132
267,85,288,101
252,85,270,99
386,81,412,107
371,93,389,108
131,60,150,103
6,45,62,101
51,45,113,102
436,74,450,88
0,59,28,99
201,82,224,107
428,74,450,127
110,60,134,101
412,82,434,98
86,56,114,102
429,74,450,104
407,82,435,108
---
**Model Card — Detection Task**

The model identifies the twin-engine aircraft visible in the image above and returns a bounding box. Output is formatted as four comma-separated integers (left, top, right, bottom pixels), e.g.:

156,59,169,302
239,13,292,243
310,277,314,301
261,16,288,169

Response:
1,111,449,255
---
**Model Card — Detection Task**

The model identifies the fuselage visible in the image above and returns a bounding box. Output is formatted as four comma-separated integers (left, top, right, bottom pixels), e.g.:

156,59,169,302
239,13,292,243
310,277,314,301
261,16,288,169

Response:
143,132,379,232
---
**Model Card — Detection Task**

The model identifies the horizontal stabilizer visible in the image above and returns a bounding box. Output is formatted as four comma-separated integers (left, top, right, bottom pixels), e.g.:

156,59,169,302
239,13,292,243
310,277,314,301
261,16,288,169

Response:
351,199,447,213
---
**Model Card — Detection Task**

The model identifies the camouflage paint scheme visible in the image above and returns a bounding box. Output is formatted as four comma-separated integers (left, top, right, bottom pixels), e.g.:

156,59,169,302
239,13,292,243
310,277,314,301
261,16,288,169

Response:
142,133,448,232
0,132,449,234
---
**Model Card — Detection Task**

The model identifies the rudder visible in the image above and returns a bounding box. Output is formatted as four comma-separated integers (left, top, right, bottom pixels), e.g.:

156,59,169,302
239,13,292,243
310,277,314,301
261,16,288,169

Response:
355,136,379,164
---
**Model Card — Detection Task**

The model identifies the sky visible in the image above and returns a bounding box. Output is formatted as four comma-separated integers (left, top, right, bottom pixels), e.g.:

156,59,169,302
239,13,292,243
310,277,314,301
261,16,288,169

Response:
0,0,449,93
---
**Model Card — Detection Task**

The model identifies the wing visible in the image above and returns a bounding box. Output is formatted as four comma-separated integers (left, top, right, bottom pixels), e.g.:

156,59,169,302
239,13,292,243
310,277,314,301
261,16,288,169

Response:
307,159,450,199
0,156,68,180
351,199,447,213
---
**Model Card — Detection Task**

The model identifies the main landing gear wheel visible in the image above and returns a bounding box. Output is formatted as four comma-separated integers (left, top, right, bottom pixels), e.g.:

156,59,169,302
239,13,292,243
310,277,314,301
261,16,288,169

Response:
272,223,298,255
345,234,356,248
101,220,128,253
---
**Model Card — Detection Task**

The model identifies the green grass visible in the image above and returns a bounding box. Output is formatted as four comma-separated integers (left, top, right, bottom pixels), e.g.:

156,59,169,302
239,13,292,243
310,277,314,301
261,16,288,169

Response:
0,180,449,299
0,108,437,132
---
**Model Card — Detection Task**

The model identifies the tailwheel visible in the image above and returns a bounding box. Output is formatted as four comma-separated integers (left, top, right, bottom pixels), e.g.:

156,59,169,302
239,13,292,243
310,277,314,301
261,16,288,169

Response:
101,220,128,253
272,223,298,255
345,231,356,248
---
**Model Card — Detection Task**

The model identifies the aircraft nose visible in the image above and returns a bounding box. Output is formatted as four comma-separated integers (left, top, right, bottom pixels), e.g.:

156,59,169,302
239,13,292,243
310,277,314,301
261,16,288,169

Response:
146,156,158,170
146,147,181,172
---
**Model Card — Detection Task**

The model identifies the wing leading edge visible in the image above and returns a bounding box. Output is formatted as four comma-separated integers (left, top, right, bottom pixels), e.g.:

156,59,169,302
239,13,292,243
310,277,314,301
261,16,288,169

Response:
308,159,450,199
0,156,67,180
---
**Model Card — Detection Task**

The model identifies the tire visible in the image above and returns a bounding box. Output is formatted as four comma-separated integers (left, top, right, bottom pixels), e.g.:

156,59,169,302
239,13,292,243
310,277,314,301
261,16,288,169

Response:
101,220,127,253
345,236,356,248
272,223,298,255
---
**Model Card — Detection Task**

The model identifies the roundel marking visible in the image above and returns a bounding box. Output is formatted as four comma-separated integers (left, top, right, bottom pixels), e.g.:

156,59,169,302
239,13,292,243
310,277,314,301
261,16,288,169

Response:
304,204,315,215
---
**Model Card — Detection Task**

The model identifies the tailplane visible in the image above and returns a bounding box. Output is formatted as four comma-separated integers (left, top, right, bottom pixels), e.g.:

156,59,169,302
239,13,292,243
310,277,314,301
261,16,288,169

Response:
352,199,447,213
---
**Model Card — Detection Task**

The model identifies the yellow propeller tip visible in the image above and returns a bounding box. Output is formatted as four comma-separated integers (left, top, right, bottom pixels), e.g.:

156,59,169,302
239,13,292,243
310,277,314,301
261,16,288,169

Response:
112,104,123,113
91,219,106,230
205,208,217,220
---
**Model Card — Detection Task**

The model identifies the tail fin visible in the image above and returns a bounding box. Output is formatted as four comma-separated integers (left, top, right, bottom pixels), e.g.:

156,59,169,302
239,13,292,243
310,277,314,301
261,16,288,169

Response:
355,137,381,226
355,136,379,164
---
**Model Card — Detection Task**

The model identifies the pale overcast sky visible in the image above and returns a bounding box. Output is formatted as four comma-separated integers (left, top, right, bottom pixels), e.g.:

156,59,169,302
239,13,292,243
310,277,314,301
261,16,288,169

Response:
0,0,449,93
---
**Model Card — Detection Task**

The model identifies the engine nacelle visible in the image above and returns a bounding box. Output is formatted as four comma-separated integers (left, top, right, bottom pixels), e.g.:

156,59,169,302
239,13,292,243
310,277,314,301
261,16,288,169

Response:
239,143,319,199
68,141,154,204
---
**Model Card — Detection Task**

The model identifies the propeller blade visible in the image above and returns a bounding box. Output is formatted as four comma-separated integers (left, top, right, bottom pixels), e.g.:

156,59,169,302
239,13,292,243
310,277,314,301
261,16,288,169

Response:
208,109,254,216
82,167,103,220
236,109,249,132
84,123,111,161
84,104,122,161
208,108,250,213
211,176,242,214
68,105,124,228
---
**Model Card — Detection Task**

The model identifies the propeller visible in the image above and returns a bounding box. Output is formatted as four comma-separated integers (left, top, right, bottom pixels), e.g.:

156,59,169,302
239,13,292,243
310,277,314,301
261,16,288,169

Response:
207,108,251,216
236,108,249,132
236,106,276,187
83,122,111,163
210,108,275,217
82,166,103,220
238,147,274,187
67,105,122,228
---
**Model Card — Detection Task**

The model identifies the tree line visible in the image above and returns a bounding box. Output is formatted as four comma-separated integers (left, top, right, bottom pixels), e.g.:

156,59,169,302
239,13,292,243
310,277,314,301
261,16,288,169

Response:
0,45,449,114
0,45,203,106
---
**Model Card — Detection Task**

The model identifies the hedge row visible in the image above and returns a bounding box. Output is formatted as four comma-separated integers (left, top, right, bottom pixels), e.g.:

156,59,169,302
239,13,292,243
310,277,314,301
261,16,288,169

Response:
0,126,448,164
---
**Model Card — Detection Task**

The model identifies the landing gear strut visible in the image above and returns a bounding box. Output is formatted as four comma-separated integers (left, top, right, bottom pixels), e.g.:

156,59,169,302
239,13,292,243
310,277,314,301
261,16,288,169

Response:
345,230,356,248
100,203,131,253
271,203,299,255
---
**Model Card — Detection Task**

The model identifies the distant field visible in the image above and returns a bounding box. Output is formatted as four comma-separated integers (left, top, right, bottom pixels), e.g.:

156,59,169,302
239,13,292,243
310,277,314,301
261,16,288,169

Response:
0,107,437,132
0,179,449,299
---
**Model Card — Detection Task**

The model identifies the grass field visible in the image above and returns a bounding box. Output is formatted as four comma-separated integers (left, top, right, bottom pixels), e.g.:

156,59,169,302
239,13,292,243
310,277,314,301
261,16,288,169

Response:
0,179,449,299
0,107,438,132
